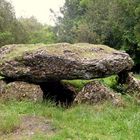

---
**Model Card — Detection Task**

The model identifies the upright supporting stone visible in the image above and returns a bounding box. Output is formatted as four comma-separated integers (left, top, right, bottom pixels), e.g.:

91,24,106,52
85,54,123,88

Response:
74,80,123,106
0,81,43,102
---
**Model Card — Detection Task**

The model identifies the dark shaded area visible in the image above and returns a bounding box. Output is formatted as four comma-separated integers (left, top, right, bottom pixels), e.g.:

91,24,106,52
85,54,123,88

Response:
118,71,129,84
132,64,140,74
2,77,76,106
2,77,15,84
40,80,76,107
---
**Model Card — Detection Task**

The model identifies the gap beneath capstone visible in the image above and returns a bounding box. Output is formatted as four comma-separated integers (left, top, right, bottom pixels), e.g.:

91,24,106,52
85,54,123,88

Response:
3,77,15,84
40,80,76,107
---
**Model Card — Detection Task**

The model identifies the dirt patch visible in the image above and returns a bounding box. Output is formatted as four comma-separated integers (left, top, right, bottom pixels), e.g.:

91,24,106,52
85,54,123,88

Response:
1,115,56,140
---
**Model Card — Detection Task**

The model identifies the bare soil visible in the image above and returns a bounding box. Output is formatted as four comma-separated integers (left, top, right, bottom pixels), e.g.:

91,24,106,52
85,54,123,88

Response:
1,115,56,140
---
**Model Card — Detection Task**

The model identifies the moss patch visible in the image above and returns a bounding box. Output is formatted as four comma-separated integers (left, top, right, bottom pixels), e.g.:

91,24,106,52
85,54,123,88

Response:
63,80,93,92
43,43,117,60
63,76,118,92
0,43,117,65
0,76,4,80
0,44,45,64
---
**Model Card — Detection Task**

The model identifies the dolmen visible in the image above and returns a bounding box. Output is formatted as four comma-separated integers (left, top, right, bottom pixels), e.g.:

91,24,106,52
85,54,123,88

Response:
0,43,138,106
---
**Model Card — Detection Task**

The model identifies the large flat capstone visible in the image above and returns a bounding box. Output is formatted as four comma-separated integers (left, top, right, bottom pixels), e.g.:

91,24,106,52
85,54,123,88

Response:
0,43,134,82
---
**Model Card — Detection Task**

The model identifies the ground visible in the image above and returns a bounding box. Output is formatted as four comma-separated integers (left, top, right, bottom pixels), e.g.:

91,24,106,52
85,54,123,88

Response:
0,97,140,140
0,76,140,140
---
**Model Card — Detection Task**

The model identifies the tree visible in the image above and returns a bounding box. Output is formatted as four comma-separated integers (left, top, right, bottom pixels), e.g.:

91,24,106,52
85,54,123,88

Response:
0,0,57,46
0,0,16,46
18,17,57,44
54,0,86,43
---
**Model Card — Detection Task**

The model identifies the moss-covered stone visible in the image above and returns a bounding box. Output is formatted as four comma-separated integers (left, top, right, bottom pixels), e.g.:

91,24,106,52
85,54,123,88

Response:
0,43,134,82
0,44,45,64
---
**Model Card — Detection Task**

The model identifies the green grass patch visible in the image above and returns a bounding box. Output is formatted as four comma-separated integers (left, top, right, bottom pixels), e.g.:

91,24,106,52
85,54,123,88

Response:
135,74,140,80
0,99,139,140
63,79,93,91
0,112,20,134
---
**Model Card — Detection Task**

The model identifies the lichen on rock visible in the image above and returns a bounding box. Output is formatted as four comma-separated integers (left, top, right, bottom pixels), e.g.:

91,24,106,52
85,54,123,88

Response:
0,43,134,82
122,73,140,103
74,80,123,106
0,80,43,102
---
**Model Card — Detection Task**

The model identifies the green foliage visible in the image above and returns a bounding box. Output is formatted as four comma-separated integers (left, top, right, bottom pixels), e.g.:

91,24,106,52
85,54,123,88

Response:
99,76,129,94
65,76,118,92
29,26,57,44
0,31,14,46
17,17,57,44
0,0,16,46
0,0,15,30
54,0,86,43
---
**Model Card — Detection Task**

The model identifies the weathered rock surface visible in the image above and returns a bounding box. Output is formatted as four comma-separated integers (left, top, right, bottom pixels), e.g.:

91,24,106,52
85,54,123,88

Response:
125,73,140,92
74,80,123,106
0,80,43,102
0,43,133,82
123,73,140,102
0,80,6,94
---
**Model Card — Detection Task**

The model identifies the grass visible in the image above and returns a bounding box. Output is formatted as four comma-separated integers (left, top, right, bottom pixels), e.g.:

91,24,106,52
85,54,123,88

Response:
0,113,20,134
134,74,140,80
0,99,139,140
